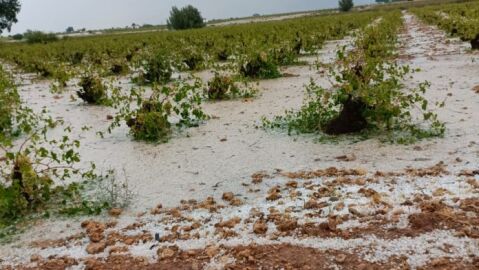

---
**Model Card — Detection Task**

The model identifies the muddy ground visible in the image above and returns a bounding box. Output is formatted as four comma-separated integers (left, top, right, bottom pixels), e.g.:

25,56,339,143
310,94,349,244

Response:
0,13,478,270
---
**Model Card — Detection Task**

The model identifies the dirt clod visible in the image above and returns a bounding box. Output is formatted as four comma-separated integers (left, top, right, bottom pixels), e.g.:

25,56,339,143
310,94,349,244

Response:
205,245,220,258
253,220,268,235
215,217,241,229
266,186,282,201
158,247,177,259
86,241,107,254
108,208,123,217
275,217,298,232
252,171,268,184
222,192,235,202
82,220,106,243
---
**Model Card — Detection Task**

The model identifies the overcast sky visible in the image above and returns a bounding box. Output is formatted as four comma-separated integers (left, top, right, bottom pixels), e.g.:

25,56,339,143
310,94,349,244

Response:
7,0,376,34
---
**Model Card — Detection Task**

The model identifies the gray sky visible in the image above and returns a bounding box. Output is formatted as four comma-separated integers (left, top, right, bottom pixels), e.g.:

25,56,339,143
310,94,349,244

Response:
8,0,376,34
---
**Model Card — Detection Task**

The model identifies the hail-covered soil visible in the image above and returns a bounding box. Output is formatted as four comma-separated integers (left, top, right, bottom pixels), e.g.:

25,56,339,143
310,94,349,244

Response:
1,13,479,270
1,165,478,269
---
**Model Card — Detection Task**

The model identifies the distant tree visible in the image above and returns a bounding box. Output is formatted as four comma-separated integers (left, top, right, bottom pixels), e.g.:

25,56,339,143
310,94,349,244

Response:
11,33,23,40
24,30,58,44
66,26,74,33
0,0,21,34
167,5,205,30
339,0,354,12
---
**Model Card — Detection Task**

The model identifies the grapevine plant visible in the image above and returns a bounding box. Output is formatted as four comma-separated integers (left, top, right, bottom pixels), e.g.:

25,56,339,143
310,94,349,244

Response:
0,11,379,84
238,51,282,80
265,12,445,143
206,72,258,100
77,73,108,104
0,67,19,139
412,1,479,49
0,67,107,233
136,51,174,85
108,78,208,143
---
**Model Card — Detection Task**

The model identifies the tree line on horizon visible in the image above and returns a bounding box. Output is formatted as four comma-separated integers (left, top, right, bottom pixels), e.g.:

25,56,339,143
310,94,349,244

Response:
1,0,361,37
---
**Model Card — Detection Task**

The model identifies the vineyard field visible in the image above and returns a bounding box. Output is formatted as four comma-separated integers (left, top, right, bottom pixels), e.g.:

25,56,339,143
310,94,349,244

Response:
0,1,479,269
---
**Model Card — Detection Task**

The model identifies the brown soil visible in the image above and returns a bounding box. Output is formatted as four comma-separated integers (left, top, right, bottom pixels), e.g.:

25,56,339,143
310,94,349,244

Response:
6,245,479,270
295,198,479,240
3,164,478,270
